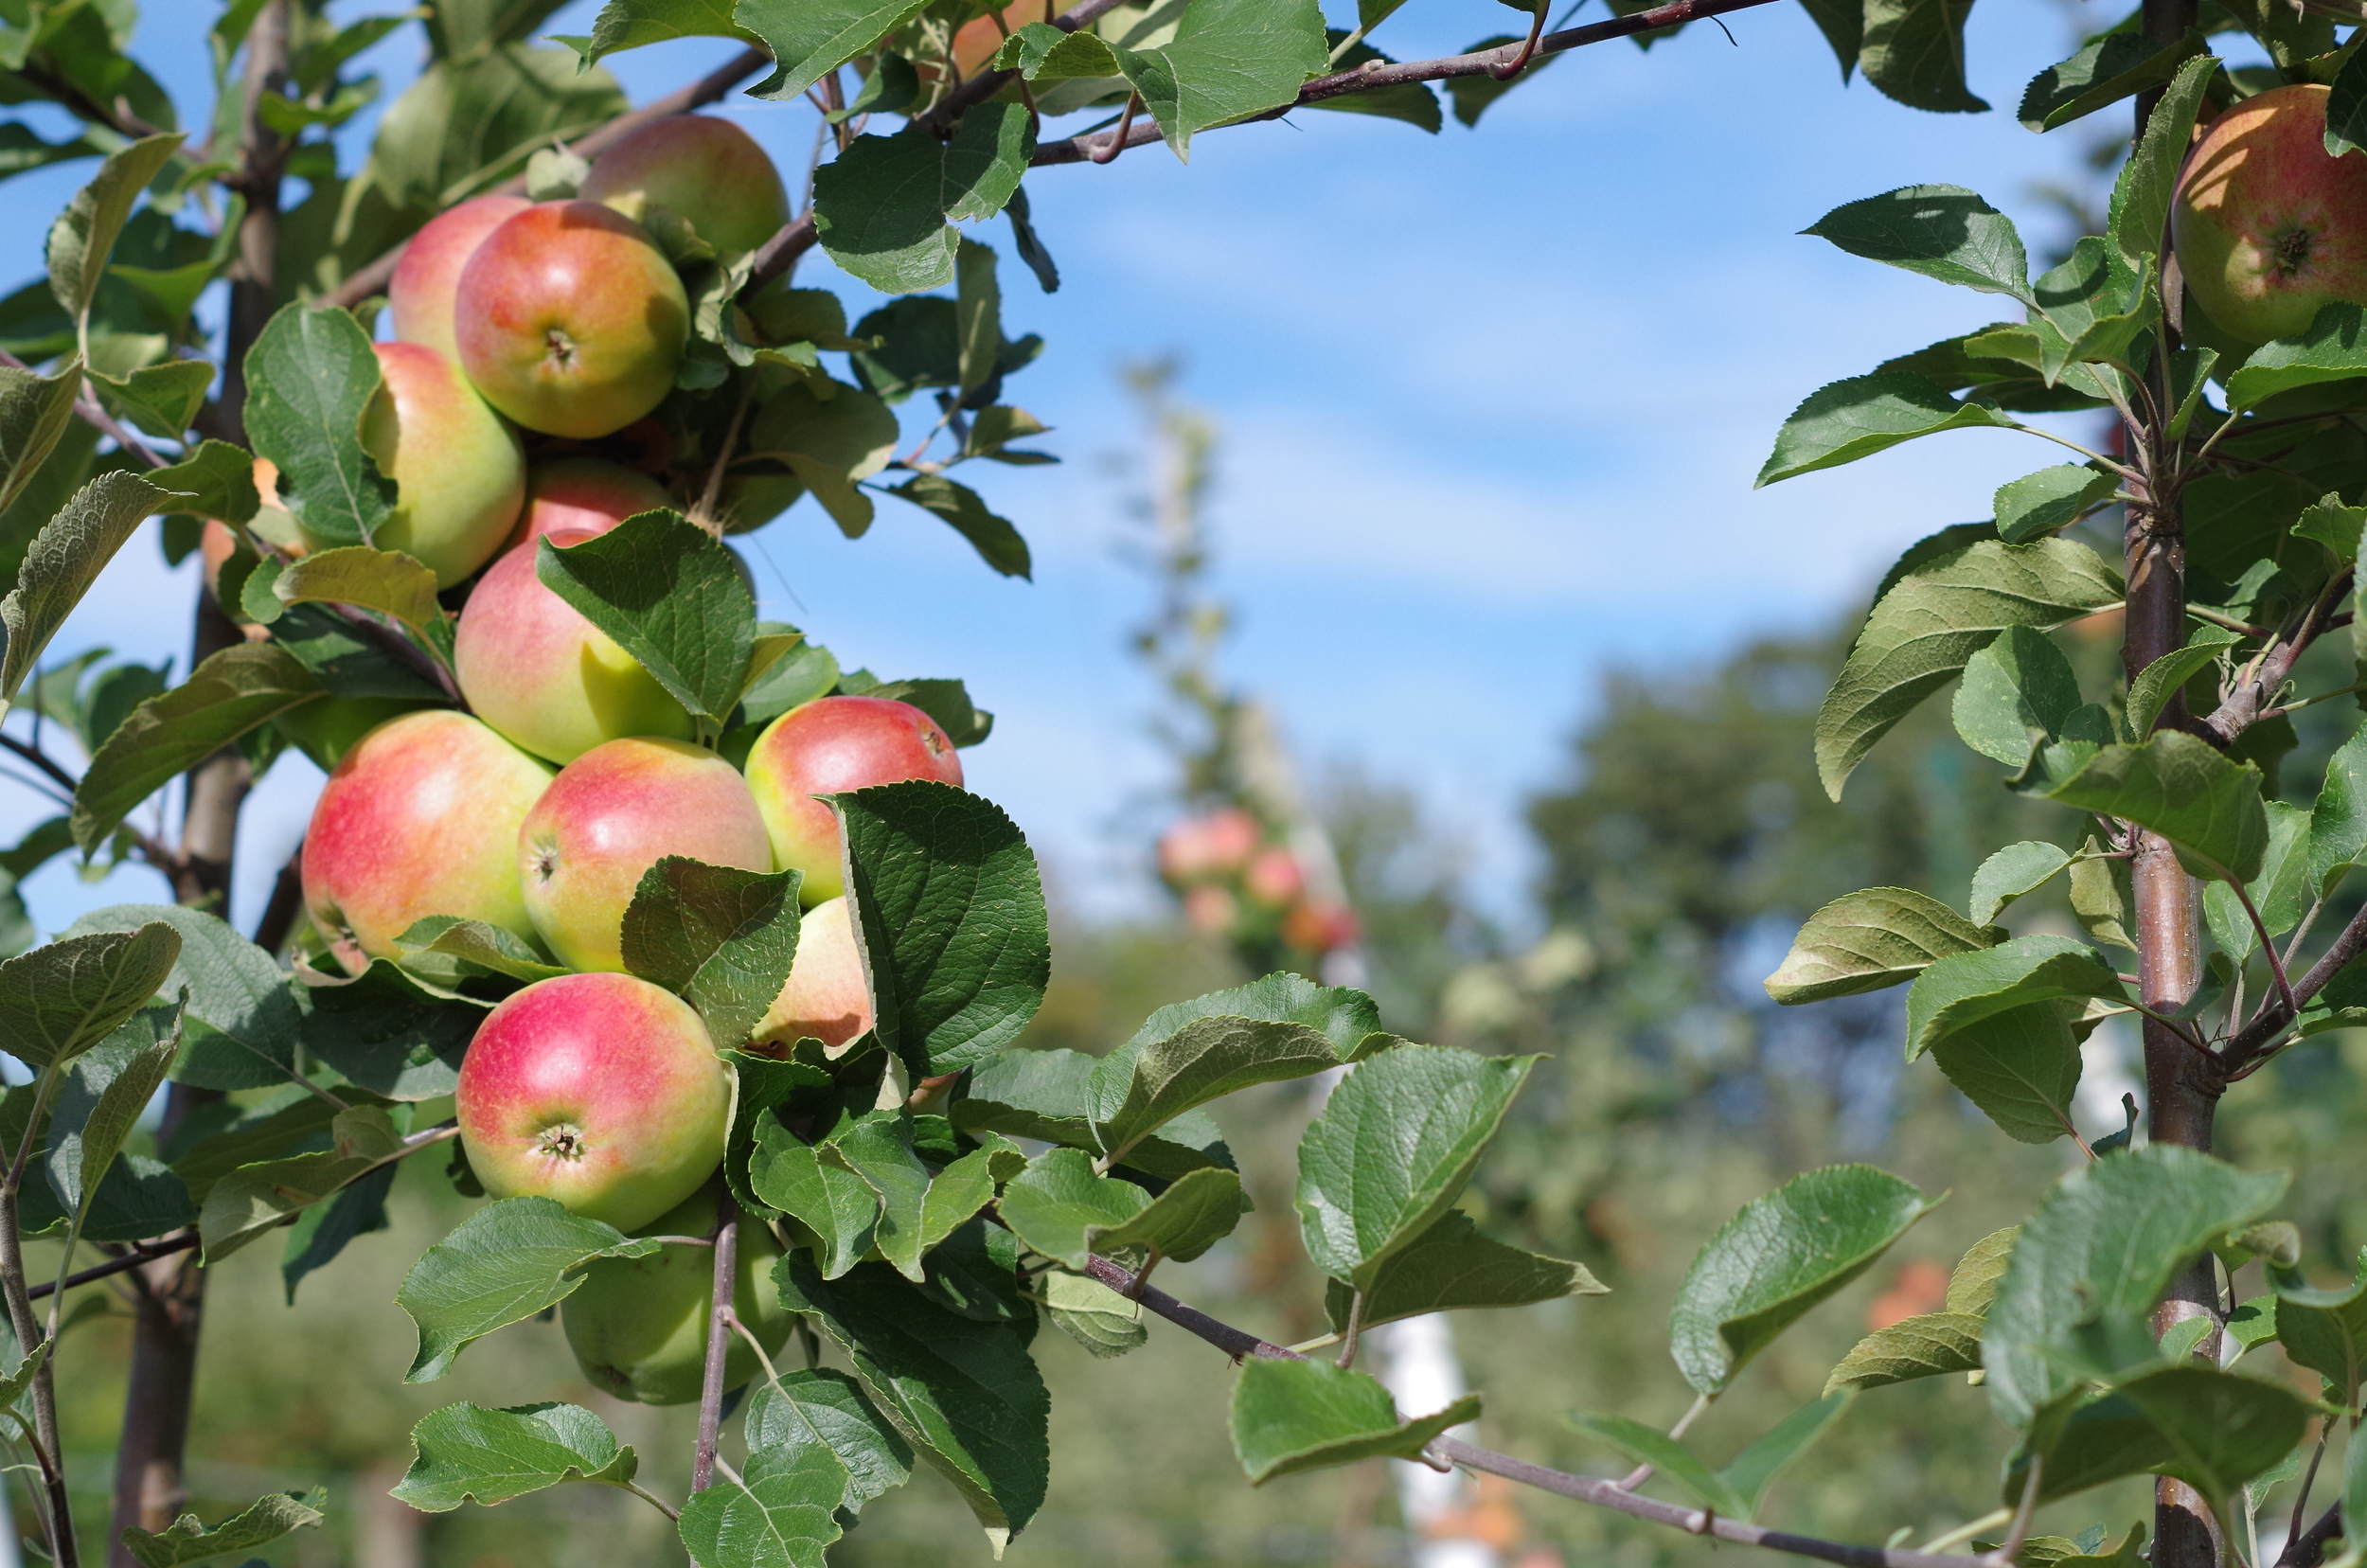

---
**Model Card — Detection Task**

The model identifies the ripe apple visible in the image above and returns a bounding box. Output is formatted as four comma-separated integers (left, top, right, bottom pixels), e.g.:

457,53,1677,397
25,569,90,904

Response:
2173,83,2367,344
297,341,525,588
751,895,872,1054
1157,808,1260,883
1243,846,1305,908
455,971,729,1231
301,709,554,973
743,696,963,906
454,201,689,440
520,736,774,973
578,116,790,257
1183,883,1236,935
561,1185,793,1405
454,528,695,765
389,194,533,363
505,456,673,552
1282,898,1358,954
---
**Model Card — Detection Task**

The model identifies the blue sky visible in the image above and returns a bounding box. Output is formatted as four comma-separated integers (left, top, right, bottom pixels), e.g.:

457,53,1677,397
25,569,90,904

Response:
0,0,2114,939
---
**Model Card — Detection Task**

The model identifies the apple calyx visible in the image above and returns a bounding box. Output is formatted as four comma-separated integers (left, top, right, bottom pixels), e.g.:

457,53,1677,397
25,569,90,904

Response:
535,1123,589,1162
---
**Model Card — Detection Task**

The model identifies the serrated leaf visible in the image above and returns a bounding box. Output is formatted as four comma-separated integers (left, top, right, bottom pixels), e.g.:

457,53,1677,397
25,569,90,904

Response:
45,999,180,1232
2027,731,2269,883
740,0,929,102
395,917,566,986
0,922,179,1070
1996,464,2117,544
241,302,394,548
2020,29,2209,132
887,474,1032,579
62,903,306,1092
1767,887,1998,1004
92,359,213,441
0,356,84,520
46,134,185,337
1825,1311,1984,1393
1930,1003,2085,1143
2127,624,2239,738
1566,1408,1747,1516
1758,371,2017,488
539,511,755,727
1969,842,2074,925
999,1149,1245,1271
1230,1357,1477,1485
1322,1209,1605,1333
1949,1226,2019,1314
1801,185,2032,303
752,1119,881,1279
1295,1045,1538,1291
1952,623,2081,765
396,1197,659,1381
822,1111,936,1282
1088,1017,1343,1166
1110,0,1330,160
1039,1269,1148,1357
678,1438,847,1568
2109,54,2216,267
391,1401,638,1511
952,1046,1235,1181
274,545,442,633
1,469,183,713
1904,936,2126,1059
743,1368,914,1512
1669,1164,1936,1395
150,439,258,526
1859,0,1985,113
619,858,802,1050
561,0,756,68
2227,303,2367,410
119,1489,325,1568
809,109,1033,294
199,1104,407,1261
995,21,1120,80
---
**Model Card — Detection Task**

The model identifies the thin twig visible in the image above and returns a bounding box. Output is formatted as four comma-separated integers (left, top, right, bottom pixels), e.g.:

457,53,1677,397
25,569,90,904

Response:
2223,897,2367,1073
27,1234,199,1302
691,1191,740,1493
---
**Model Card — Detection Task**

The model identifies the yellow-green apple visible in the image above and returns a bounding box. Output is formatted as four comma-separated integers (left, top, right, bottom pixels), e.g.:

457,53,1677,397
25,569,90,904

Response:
301,709,554,973
743,696,963,906
454,201,689,439
751,895,871,1055
389,194,532,363
454,971,729,1230
300,342,525,588
454,528,694,764
561,1185,792,1404
504,455,673,551
578,116,790,256
519,736,773,972
2174,84,2367,344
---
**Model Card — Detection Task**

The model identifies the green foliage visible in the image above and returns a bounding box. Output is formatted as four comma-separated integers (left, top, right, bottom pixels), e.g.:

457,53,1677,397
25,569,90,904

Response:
538,511,766,734
1321,1209,1605,1332
240,302,393,546
810,112,1033,294
0,469,184,714
391,1402,641,1511
396,1198,662,1381
619,857,803,1049
0,921,178,1070
117,1488,326,1568
1228,1357,1479,1484
1765,886,1997,1003
677,1438,847,1568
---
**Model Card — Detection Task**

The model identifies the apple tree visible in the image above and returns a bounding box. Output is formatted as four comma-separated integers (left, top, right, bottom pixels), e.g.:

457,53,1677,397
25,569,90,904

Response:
5,2,2367,1568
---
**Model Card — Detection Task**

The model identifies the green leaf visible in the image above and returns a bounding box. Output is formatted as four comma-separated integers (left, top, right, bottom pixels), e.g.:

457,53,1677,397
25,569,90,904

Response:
0,470,183,712
743,1368,914,1513
0,355,85,519
2294,491,2367,563
1767,887,1998,1004
741,0,930,102
119,1488,325,1568
2020,29,2209,132
1949,1226,2019,1314
1825,1311,1985,1393
810,109,1034,294
273,545,442,633
241,303,395,549
46,1000,180,1231
46,133,185,339
2109,53,2216,267
1859,0,1985,113
198,1105,407,1261
1982,1147,2288,1432
952,1046,1235,1181
1969,842,2074,925
2096,1364,2310,1507
1904,936,2126,1059
775,1256,1050,1547
1321,1209,1606,1333
1757,371,2017,488
281,1160,397,1302
1039,1270,1148,1358
1295,1045,1538,1291
1668,1164,1936,1395
1930,1004,2086,1143
355,43,624,217
390,1401,639,1511
822,1111,935,1282
1111,0,1330,160
998,1149,1243,1270
396,1197,660,1381
836,780,1047,1077
2027,731,2269,883
1815,536,2123,797
91,359,214,442
994,21,1120,80
1801,185,2032,304
1719,1393,1858,1518
1230,1357,1479,1485
677,1438,847,1568
619,858,802,1051
888,473,1032,579
395,917,566,986
1123,973,1386,1060
1995,463,2117,544
2127,624,2240,738
1088,1017,1344,1167
561,0,756,68
751,1122,879,1279
1566,1408,1747,1516
2330,36,2367,157
150,439,259,526
2227,303,2367,410
1952,623,2081,765
538,511,753,728
71,643,321,852
2270,1252,2367,1403
2312,726,2367,896
0,923,179,1070
2202,798,2311,958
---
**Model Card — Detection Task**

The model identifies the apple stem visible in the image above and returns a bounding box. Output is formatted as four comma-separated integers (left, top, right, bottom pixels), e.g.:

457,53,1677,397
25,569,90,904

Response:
690,1189,740,1493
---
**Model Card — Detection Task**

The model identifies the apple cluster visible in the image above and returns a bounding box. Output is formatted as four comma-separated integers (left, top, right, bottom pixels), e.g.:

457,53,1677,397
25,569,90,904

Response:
1156,806,1358,959
2174,83,2367,347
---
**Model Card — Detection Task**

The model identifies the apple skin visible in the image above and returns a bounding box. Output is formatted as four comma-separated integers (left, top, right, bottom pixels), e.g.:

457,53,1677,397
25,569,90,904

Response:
578,116,790,257
2173,84,2367,345
751,895,872,1054
455,971,729,1231
743,696,963,907
454,201,689,440
301,342,525,589
273,695,434,772
301,709,555,974
520,736,774,973
561,1185,793,1404
454,529,695,765
505,455,673,552
389,194,533,364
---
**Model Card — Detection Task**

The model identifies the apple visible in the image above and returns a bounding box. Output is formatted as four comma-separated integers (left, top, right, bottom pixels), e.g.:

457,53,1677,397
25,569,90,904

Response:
1243,846,1305,908
520,736,774,973
389,194,533,364
743,696,963,906
2174,84,2367,345
578,116,790,257
751,895,872,1054
273,696,434,772
505,456,673,552
454,529,695,765
455,971,729,1231
1183,884,1236,935
454,201,689,440
300,342,525,589
1282,898,1358,954
1157,808,1260,884
561,1185,793,1405
301,709,554,974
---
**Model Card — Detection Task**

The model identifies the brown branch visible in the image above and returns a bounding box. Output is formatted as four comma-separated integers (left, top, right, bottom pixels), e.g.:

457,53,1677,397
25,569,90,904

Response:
2201,568,2351,745
1077,1254,1993,1568
11,58,168,140
2279,1505,2341,1568
2220,898,2367,1073
742,212,817,297
690,1189,740,1493
251,840,304,954
27,1234,198,1302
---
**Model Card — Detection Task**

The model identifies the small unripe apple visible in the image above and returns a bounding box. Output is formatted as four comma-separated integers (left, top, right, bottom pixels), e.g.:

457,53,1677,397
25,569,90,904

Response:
454,201,689,440
389,194,533,364
743,696,963,906
298,342,525,589
561,1185,792,1404
520,736,774,973
504,456,673,552
455,971,729,1231
2174,83,2367,345
578,116,790,257
751,895,872,1053
301,709,554,973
